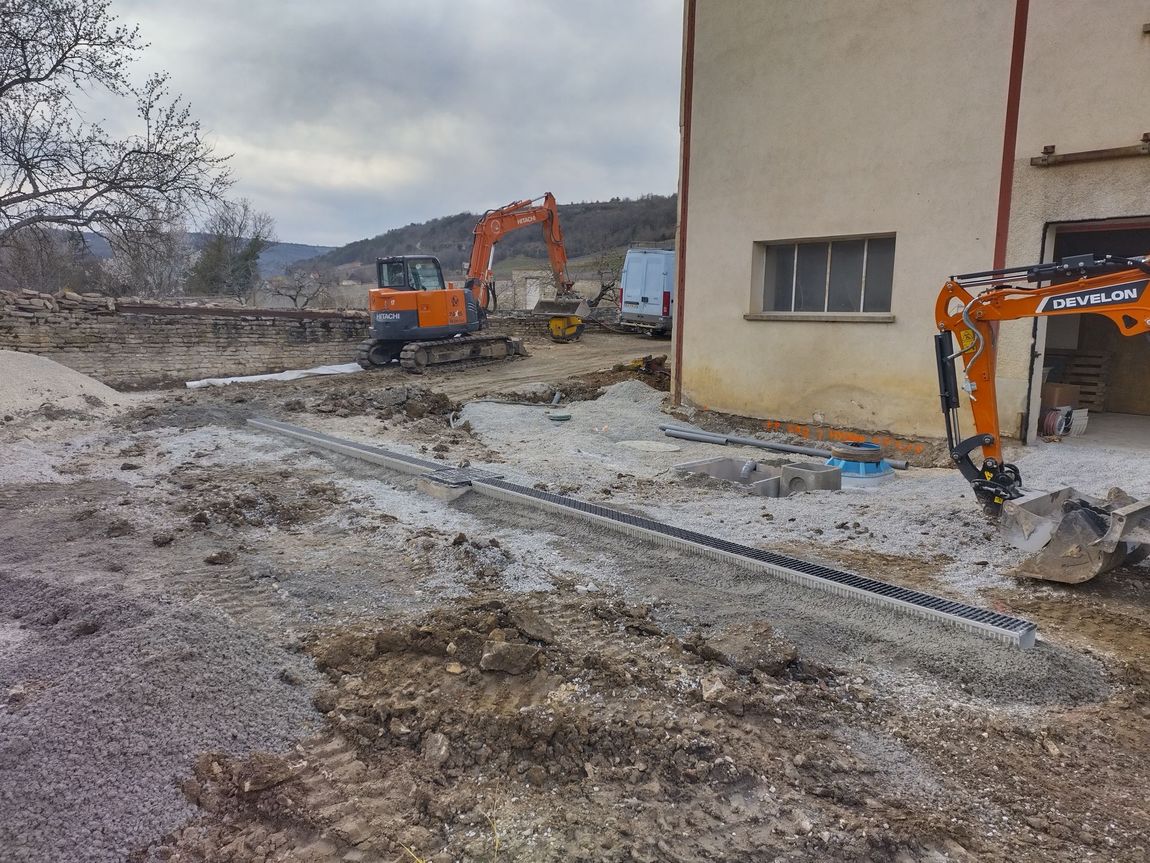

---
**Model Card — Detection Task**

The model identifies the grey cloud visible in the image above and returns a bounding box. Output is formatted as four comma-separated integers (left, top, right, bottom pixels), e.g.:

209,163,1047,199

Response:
109,0,681,244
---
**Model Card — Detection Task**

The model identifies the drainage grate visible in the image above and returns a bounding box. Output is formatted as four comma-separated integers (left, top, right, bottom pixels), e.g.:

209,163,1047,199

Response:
247,418,443,473
248,418,1037,648
471,477,1038,649
425,466,505,487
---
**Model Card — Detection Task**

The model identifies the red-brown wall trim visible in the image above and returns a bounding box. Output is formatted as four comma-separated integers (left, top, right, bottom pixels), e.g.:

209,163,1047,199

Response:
992,0,1030,267
672,0,696,405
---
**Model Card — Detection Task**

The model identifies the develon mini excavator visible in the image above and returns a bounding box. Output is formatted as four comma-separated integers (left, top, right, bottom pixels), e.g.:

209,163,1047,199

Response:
935,252,1150,583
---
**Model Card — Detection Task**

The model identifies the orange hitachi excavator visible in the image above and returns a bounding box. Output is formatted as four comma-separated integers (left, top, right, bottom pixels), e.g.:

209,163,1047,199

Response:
356,193,584,371
467,195,573,298
466,193,588,342
935,253,1150,583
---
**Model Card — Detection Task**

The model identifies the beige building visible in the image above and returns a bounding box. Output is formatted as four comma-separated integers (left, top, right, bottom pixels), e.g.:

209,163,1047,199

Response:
674,0,1150,447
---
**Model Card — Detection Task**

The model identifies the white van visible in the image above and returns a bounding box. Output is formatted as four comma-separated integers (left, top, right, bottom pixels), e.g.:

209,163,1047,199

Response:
619,248,675,335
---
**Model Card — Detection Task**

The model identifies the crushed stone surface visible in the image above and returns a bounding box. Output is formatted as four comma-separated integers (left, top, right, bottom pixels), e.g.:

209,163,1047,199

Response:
459,381,1150,596
0,575,320,863
452,493,1109,708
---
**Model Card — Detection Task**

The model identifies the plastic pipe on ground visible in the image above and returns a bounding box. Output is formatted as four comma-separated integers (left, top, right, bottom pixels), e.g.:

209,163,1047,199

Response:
726,433,910,470
659,425,909,470
663,428,729,445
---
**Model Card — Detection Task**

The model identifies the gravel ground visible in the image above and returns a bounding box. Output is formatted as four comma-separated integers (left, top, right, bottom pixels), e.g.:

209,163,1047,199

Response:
0,575,320,863
459,381,1150,595
1,371,1145,862
222,409,1110,708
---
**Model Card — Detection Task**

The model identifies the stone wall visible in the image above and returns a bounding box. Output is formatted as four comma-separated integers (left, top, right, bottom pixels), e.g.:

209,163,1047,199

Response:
0,289,629,390
0,289,368,389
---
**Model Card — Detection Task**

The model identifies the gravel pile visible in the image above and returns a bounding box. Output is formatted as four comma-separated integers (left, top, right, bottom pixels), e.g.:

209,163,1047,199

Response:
0,575,320,863
0,350,128,418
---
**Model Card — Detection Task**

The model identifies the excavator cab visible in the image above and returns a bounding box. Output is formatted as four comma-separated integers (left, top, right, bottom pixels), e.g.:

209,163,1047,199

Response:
357,255,526,372
377,256,446,292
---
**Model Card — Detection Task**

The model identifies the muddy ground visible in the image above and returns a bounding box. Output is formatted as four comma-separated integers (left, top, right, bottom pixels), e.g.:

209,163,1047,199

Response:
1,337,1148,863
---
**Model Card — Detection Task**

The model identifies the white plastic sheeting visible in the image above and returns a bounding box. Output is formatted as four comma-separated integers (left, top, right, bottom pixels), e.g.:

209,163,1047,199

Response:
186,362,363,389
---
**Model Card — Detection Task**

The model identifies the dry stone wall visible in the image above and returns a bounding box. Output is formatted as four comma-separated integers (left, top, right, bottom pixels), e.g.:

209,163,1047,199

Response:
0,289,369,389
0,289,628,389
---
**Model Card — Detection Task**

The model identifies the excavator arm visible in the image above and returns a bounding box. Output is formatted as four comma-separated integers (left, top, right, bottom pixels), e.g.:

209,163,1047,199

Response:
465,193,574,310
935,253,1150,582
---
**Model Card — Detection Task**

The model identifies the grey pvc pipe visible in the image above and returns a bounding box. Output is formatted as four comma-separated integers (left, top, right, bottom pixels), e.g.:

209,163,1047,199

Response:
724,433,832,458
659,425,909,470
663,428,729,445
728,433,909,470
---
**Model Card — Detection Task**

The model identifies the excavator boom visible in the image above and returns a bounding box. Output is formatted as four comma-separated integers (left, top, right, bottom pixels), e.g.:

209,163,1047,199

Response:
935,253,1150,582
466,193,575,310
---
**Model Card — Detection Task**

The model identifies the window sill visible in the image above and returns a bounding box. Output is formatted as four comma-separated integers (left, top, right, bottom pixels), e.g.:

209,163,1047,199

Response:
744,312,896,323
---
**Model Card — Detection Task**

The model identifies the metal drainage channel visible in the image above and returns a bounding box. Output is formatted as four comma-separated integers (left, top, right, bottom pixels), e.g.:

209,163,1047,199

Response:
471,478,1036,648
248,418,443,474
249,418,1038,649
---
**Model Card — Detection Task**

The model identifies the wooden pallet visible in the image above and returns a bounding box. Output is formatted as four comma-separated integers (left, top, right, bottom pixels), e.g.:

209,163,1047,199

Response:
1046,350,1110,411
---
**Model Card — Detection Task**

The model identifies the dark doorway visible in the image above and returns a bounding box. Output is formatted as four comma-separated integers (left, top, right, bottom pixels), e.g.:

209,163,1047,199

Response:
1042,223,1150,432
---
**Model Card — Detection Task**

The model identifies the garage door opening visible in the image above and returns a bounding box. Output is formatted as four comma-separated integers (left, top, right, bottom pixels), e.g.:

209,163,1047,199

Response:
1037,222,1150,450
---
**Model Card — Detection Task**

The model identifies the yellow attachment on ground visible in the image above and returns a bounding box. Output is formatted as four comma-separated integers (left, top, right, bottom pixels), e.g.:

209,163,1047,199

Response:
547,315,585,342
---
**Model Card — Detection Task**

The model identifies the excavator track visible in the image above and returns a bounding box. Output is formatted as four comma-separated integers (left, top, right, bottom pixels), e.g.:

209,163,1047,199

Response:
398,334,526,374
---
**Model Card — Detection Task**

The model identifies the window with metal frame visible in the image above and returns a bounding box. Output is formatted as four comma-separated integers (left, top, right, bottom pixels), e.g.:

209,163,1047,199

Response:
762,235,895,314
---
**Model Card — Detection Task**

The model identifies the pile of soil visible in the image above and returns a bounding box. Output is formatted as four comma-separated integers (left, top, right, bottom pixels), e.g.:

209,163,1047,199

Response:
0,350,128,419
492,356,671,404
143,592,973,863
286,385,455,420
171,466,344,530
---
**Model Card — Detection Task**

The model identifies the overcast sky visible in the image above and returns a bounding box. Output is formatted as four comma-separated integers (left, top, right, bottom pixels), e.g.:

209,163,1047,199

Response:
106,0,683,246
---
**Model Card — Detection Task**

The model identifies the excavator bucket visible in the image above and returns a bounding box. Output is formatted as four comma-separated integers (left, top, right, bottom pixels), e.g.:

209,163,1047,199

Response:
1000,487,1150,583
532,297,590,318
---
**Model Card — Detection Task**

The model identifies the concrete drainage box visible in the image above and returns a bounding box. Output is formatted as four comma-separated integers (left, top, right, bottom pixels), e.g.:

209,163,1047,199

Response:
674,457,841,497
781,463,841,494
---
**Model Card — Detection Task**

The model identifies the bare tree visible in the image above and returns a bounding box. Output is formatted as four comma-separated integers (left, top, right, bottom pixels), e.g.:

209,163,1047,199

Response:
587,248,626,308
185,199,276,303
0,0,231,246
0,224,106,293
266,268,335,309
102,210,194,298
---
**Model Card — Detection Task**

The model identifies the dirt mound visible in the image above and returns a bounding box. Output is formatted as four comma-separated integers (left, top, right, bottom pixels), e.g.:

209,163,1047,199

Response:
288,384,455,420
171,465,344,530
144,593,978,863
490,356,672,404
0,349,127,419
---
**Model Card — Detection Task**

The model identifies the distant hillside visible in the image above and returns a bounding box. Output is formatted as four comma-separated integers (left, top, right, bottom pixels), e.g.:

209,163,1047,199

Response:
310,194,677,275
82,233,333,278
256,241,336,277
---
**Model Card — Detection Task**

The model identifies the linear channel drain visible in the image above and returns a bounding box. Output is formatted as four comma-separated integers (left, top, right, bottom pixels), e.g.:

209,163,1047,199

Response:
247,418,1037,648
471,478,1037,648
247,418,443,473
